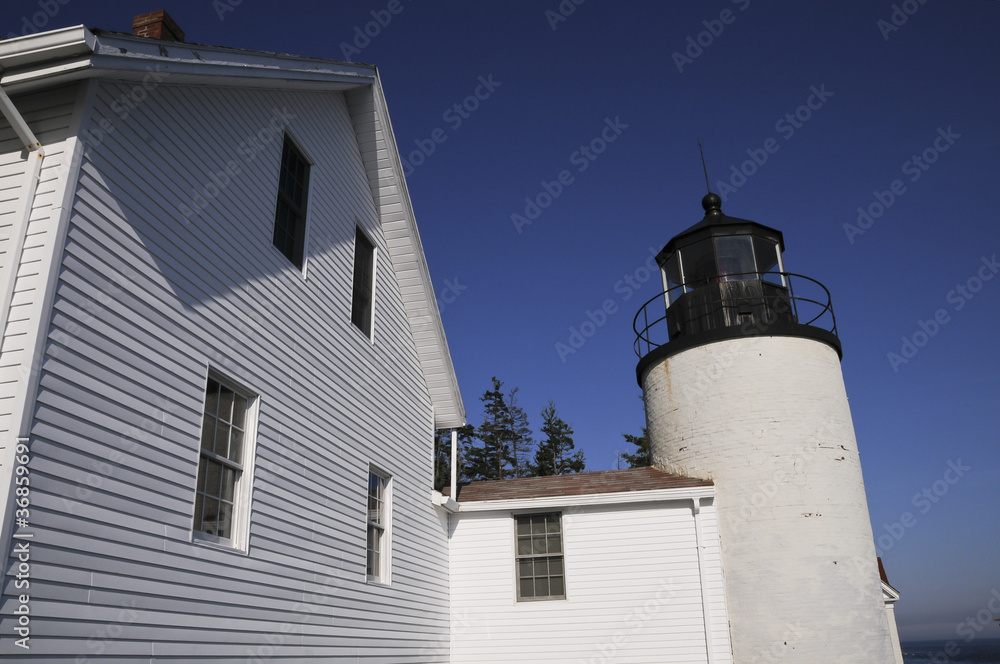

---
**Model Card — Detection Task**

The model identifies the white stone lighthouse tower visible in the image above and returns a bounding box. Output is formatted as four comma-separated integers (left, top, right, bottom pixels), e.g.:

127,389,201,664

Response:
633,193,897,662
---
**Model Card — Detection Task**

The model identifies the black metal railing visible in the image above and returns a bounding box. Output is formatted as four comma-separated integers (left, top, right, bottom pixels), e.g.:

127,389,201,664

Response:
633,271,838,358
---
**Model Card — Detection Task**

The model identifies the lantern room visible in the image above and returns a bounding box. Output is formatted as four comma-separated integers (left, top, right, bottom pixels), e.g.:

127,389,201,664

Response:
633,193,841,373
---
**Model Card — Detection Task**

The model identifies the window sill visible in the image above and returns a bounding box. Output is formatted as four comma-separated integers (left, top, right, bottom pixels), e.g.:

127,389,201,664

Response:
191,534,250,556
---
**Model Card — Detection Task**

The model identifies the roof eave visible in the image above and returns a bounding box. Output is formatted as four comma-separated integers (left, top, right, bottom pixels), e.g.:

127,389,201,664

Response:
454,485,715,513
1,28,377,93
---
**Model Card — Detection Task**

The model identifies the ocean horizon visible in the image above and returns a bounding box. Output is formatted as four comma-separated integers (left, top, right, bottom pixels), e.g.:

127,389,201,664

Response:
902,638,1000,664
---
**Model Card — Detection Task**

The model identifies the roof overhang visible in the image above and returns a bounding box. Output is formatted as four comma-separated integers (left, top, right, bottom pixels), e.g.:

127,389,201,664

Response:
452,485,715,513
0,28,376,93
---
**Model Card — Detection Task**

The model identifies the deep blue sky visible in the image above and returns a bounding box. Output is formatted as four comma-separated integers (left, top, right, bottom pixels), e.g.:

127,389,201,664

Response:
4,0,998,643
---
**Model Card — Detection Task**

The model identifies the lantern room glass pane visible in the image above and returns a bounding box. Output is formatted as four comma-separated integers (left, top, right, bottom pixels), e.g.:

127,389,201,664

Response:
714,236,756,281
753,236,782,285
679,239,715,290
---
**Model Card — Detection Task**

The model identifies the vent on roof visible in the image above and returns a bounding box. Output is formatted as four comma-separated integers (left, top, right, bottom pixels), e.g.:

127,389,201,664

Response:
132,10,185,42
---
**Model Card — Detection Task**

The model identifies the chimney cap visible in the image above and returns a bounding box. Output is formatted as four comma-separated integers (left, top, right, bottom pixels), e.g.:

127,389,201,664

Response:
132,9,185,42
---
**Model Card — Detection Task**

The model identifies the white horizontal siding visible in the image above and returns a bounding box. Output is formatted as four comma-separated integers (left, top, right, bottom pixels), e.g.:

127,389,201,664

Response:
449,499,733,664
0,80,449,662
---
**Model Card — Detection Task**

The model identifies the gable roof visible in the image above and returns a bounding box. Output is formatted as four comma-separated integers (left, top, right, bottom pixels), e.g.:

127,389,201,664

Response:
447,466,713,502
0,25,465,428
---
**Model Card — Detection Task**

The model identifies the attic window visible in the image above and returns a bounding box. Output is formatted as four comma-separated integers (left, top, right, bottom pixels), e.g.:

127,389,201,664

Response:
272,135,309,269
351,227,376,337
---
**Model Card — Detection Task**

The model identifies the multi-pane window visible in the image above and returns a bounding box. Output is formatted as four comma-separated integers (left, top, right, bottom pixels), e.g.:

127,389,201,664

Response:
272,135,309,268
194,376,251,545
366,469,389,582
515,512,565,600
351,227,375,336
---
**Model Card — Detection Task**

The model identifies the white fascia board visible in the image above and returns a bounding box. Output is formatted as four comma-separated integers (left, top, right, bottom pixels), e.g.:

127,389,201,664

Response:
369,71,466,428
454,486,716,513
0,28,376,93
91,32,376,83
0,26,96,71
881,580,900,603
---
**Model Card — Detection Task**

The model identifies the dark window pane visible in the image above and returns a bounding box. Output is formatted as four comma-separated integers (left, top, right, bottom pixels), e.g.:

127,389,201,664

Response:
193,493,205,532
214,420,230,459
221,466,237,502
516,519,530,536
229,428,243,462
518,560,532,578
680,239,716,289
351,228,375,334
517,537,532,555
272,136,309,269
202,497,220,534
534,558,548,577
232,396,247,429
550,557,563,575
550,576,564,597
200,414,215,451
520,578,534,598
218,387,234,423
715,236,756,281
534,577,549,597
531,518,545,535
547,535,562,554
205,459,223,498
216,502,233,539
204,380,219,415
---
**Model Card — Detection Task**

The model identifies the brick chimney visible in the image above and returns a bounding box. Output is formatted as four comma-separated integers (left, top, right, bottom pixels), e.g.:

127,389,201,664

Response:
132,10,185,42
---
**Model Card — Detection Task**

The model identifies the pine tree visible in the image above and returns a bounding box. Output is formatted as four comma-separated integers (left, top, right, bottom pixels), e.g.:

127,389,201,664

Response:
433,425,475,490
464,377,535,481
619,427,652,468
505,387,534,478
465,378,513,481
533,401,585,476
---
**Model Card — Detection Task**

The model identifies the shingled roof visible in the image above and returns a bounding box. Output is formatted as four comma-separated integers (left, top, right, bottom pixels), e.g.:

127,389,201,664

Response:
445,466,712,502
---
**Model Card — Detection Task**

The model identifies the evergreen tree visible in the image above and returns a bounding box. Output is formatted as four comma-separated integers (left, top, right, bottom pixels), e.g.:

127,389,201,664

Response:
433,425,475,490
466,378,513,481
533,401,585,476
619,427,652,468
505,386,534,478
464,377,535,481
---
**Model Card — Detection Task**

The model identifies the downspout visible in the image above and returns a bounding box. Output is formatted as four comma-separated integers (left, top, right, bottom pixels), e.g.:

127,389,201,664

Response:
693,497,716,664
450,429,458,500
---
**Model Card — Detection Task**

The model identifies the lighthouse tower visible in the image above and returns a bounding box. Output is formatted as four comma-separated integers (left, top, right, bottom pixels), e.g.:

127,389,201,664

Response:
633,194,897,662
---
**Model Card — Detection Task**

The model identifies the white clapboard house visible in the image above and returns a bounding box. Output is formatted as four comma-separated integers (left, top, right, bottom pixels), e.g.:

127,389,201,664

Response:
0,12,901,664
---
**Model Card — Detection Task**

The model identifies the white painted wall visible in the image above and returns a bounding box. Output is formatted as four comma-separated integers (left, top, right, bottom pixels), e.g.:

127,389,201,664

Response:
643,335,896,663
449,499,732,664
0,79,450,661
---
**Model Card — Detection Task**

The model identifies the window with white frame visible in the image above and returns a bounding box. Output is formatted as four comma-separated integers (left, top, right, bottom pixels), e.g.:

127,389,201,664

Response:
193,374,256,548
366,469,390,583
351,227,376,337
515,512,565,600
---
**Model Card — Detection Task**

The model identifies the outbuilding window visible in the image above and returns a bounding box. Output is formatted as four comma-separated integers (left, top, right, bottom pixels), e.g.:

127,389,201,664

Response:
515,512,565,600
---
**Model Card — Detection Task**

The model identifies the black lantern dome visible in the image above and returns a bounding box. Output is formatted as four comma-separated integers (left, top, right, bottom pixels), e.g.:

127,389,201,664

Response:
633,193,840,380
